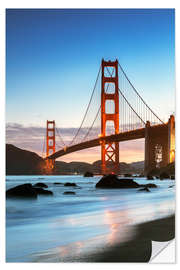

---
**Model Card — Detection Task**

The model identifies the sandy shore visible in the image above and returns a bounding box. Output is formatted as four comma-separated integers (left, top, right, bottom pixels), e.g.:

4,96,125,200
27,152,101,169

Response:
32,214,175,263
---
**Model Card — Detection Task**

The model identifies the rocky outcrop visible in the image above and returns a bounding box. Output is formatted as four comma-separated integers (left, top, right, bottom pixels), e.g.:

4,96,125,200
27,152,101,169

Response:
33,187,53,195
6,184,37,198
6,183,53,198
84,171,94,177
139,183,157,188
96,174,140,189
33,182,48,188
63,191,76,195
138,187,150,192
64,182,77,187
53,182,63,185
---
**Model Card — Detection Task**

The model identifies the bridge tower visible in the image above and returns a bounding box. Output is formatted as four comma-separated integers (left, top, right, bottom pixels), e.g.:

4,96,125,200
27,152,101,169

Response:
46,120,55,172
168,115,175,163
101,59,119,175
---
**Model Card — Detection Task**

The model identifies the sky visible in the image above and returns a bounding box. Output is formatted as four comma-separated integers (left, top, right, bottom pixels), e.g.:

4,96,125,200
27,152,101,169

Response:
6,9,175,163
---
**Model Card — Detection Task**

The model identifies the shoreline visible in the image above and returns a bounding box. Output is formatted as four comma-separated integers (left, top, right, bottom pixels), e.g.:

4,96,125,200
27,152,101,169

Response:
30,214,175,263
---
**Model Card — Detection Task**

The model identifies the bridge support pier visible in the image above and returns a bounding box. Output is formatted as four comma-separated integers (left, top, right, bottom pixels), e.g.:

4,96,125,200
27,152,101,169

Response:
144,121,169,176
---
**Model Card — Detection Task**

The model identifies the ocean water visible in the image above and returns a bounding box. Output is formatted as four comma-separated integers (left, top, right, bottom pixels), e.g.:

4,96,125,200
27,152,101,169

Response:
6,175,175,262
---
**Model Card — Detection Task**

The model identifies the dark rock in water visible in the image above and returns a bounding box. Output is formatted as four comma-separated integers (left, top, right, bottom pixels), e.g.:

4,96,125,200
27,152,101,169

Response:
139,183,158,188
160,172,170,180
34,182,48,188
146,175,154,180
6,183,53,198
63,191,76,195
53,182,63,185
124,173,132,177
96,174,140,189
138,187,150,192
170,175,175,180
34,188,53,195
84,171,94,177
169,185,174,188
6,184,37,198
64,182,77,187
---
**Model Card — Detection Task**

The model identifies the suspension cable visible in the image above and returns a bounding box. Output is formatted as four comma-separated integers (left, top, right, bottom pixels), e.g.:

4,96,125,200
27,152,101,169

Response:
118,62,164,124
81,66,115,142
42,131,46,158
106,67,146,125
82,105,101,141
68,63,102,146
55,127,66,147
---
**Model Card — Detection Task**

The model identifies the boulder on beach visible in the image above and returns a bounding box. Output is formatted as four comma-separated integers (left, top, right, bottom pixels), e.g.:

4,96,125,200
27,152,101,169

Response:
34,182,48,188
6,184,38,198
6,183,53,198
63,191,76,195
138,187,150,192
64,182,77,187
95,174,140,189
84,171,94,177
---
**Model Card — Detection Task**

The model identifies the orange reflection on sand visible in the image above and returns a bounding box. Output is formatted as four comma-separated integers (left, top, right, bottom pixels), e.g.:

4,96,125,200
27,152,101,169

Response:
104,210,134,245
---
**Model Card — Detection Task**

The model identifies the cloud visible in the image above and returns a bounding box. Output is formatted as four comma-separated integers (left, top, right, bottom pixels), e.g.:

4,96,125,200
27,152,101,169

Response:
6,122,144,163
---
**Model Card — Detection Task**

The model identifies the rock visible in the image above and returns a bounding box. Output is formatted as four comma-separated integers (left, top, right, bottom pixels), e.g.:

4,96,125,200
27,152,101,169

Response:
124,173,132,177
96,174,140,189
63,191,76,195
170,175,175,180
84,171,94,177
64,182,77,187
139,183,158,188
34,182,48,188
6,184,37,198
34,187,53,195
6,183,53,198
53,182,63,185
138,187,150,192
146,175,154,180
160,172,170,180
169,185,174,188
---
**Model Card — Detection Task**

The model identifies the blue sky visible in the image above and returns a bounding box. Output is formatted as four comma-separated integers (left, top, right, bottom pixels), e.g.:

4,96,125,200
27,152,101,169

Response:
6,9,175,162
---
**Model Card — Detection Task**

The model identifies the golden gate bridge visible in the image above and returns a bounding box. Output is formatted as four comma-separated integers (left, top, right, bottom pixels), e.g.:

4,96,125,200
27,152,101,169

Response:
42,59,175,175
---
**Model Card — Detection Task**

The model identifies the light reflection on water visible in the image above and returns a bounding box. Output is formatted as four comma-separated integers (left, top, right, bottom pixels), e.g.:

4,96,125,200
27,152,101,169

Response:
6,175,175,262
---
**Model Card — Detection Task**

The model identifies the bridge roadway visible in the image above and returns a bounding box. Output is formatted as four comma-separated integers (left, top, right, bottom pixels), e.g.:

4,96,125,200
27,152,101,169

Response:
47,124,168,160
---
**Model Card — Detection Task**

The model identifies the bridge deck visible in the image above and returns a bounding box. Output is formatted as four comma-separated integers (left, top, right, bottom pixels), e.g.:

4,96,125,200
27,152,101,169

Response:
47,124,168,160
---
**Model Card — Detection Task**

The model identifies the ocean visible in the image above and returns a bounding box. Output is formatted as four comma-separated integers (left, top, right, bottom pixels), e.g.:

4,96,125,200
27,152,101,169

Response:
6,175,175,262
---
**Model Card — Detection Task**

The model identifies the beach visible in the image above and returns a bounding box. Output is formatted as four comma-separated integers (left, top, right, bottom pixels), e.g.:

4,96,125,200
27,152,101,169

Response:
6,175,175,262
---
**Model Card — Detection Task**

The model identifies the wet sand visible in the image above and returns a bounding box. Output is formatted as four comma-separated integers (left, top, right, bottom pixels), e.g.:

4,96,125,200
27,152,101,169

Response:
32,214,175,263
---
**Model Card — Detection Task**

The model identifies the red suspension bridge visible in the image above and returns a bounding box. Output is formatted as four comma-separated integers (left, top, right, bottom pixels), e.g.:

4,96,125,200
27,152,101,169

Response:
42,59,175,175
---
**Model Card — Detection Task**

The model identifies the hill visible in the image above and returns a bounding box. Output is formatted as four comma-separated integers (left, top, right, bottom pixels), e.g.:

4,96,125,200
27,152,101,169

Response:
6,144,45,175
6,144,144,175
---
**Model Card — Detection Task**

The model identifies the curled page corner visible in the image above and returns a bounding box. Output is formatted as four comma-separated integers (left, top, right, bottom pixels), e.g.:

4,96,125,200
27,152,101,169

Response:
150,240,175,263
